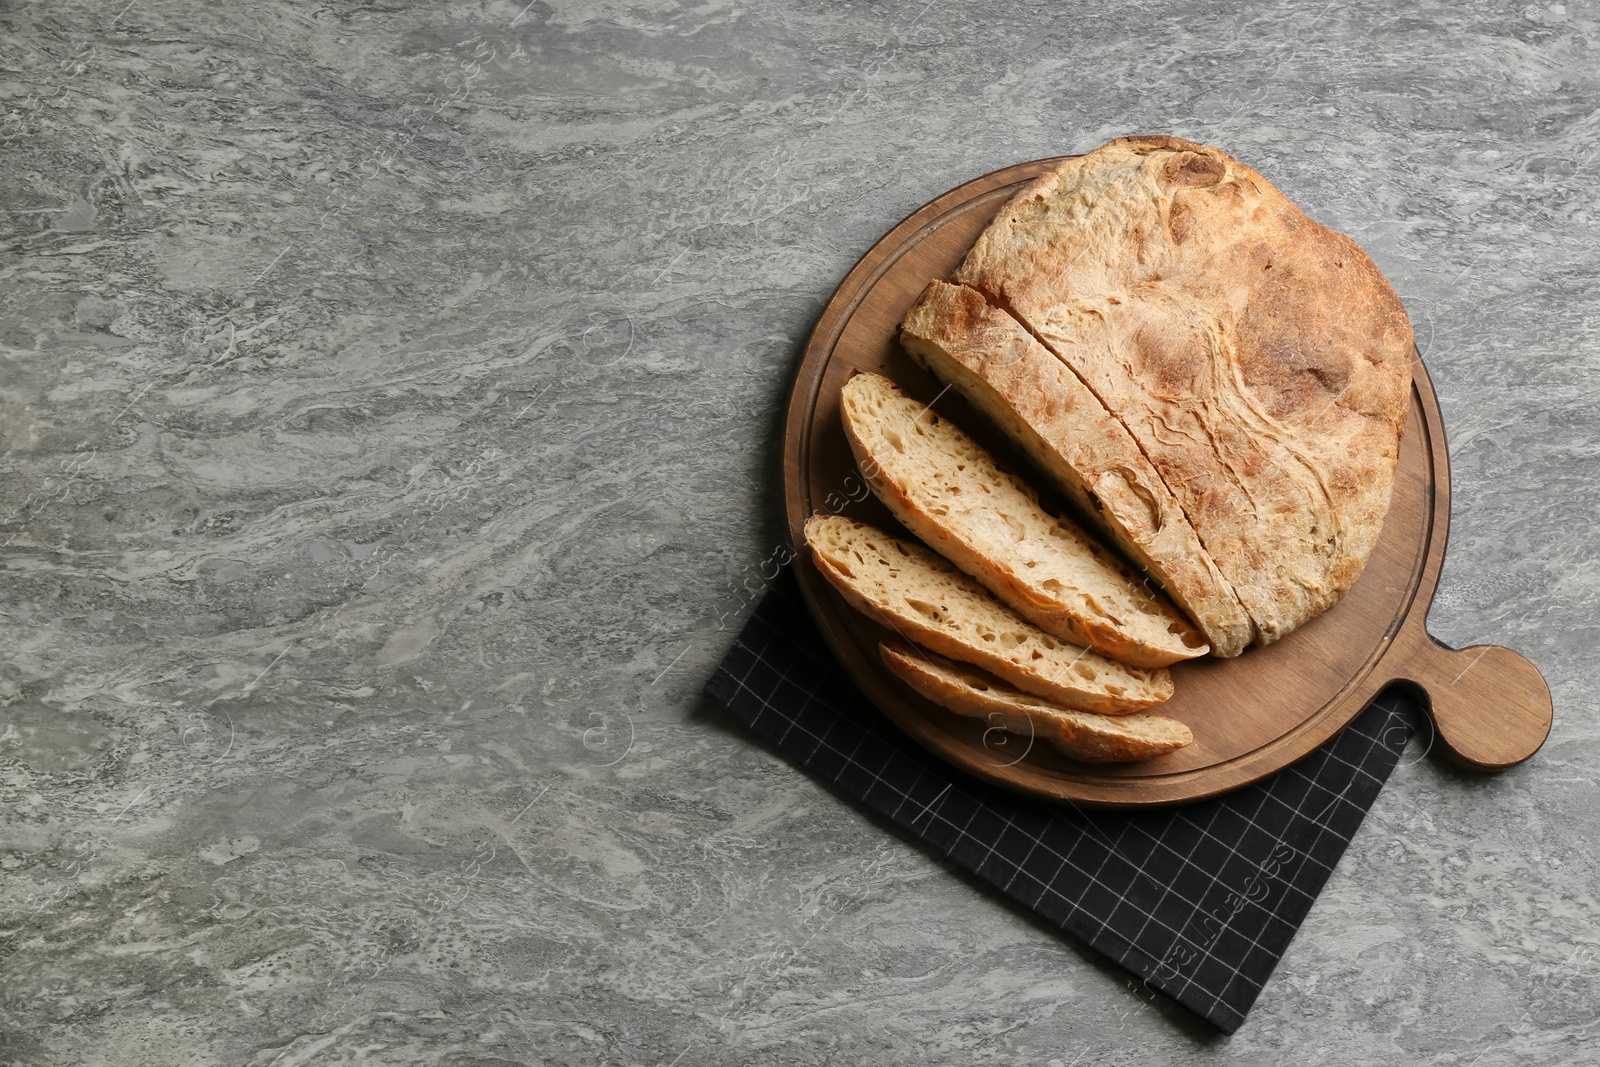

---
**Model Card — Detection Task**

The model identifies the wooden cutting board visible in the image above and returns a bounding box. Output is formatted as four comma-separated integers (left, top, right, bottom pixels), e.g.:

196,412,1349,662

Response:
782,158,1553,808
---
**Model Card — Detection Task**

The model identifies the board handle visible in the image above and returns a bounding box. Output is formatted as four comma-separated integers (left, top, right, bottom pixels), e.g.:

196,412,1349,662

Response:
1395,634,1553,771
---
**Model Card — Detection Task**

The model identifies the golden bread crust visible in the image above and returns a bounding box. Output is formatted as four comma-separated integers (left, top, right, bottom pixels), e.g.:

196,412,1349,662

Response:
951,137,1412,644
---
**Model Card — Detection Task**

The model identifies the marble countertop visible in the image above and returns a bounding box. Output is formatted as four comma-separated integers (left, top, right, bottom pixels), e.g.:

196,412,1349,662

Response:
2,1,1597,1063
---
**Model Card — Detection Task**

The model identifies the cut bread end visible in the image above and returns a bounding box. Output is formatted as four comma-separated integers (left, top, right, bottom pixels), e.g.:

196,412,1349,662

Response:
839,370,1207,668
897,280,1256,658
880,642,1193,763
803,514,1172,713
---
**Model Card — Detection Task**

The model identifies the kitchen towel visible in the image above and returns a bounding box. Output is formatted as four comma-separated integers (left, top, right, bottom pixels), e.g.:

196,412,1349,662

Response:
703,567,1417,1033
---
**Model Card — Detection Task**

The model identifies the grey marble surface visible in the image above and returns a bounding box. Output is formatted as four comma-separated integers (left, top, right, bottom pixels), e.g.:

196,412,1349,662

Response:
1,0,1597,1062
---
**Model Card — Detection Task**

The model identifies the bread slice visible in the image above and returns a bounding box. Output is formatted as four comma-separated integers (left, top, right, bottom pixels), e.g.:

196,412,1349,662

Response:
900,280,1255,657
838,371,1206,668
880,642,1193,762
803,514,1172,713
950,136,1413,644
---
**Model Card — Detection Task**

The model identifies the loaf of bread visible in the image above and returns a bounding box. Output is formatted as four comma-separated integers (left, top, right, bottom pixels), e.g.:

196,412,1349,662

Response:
879,642,1193,762
900,280,1255,657
948,136,1413,645
838,371,1206,668
804,514,1172,713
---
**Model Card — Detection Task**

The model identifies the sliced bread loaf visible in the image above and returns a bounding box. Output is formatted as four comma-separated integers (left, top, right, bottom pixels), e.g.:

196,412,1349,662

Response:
803,514,1172,713
900,280,1255,657
880,642,1193,762
839,371,1206,668
948,138,1412,645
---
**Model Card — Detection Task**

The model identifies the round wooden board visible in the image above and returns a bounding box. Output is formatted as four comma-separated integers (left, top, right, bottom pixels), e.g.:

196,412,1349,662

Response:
783,158,1554,808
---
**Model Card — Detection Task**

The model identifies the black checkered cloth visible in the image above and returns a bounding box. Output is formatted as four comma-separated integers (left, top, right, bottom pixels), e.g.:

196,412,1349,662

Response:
703,568,1416,1033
